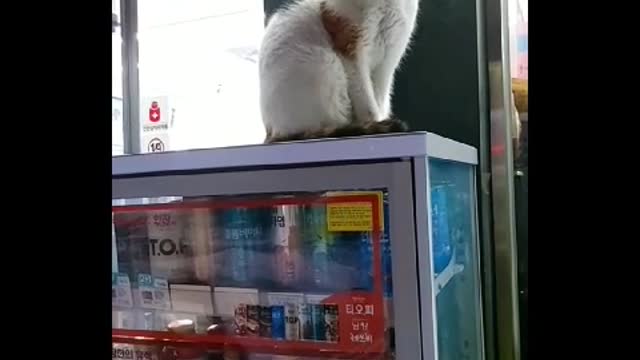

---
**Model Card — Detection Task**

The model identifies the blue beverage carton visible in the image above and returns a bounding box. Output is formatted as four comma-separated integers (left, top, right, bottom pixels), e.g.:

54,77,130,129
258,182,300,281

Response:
298,304,314,340
381,192,393,298
302,205,333,290
311,304,326,341
271,305,285,340
220,207,271,287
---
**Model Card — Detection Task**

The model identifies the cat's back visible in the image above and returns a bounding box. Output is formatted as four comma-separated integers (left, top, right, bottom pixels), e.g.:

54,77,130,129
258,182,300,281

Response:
259,0,351,139
260,0,329,63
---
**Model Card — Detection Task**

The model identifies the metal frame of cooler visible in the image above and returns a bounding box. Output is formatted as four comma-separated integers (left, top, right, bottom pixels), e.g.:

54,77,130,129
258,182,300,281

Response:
112,132,481,360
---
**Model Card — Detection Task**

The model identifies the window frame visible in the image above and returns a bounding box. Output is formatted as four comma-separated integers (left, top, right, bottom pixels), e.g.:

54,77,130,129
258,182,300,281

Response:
117,0,141,154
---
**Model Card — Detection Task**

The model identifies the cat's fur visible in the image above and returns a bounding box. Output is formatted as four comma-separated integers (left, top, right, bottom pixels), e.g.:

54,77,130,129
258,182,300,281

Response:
259,0,420,143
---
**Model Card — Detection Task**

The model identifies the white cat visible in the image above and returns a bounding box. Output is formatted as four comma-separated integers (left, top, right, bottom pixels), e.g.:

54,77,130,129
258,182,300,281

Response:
259,0,420,142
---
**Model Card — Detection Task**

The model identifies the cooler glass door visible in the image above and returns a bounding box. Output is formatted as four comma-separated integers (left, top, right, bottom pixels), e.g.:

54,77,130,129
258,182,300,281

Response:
112,169,410,360
428,159,484,360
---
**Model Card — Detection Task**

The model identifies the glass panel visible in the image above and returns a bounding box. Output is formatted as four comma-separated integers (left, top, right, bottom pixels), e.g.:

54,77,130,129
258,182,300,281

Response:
429,159,483,360
112,191,395,359
508,0,528,357
508,0,527,81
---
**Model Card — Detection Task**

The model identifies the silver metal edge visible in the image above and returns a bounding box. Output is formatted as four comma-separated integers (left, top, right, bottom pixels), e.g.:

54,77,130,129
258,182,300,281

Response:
120,0,141,154
485,0,522,356
471,168,487,360
475,0,498,352
412,157,438,360
112,133,430,176
115,162,404,199
425,133,478,165
389,161,424,360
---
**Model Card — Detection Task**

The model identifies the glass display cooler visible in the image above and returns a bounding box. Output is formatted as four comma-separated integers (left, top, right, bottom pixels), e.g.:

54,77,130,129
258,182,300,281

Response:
112,133,484,360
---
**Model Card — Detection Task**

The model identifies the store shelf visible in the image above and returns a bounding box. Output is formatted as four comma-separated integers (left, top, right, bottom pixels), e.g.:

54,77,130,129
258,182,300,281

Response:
112,329,385,359
434,256,464,296
112,132,478,176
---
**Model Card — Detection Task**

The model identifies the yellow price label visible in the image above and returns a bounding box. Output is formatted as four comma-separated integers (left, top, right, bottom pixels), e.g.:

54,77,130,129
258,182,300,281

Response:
324,191,384,230
327,202,373,232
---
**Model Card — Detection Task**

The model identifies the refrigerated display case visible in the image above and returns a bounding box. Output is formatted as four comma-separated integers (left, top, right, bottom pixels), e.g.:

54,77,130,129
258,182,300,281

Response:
112,133,483,360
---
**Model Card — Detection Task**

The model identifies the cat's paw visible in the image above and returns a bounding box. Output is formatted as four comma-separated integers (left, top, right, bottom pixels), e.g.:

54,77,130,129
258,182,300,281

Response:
375,117,410,133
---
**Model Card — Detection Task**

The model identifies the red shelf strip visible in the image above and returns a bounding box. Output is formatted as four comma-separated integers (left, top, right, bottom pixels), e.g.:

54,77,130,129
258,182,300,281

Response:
112,329,385,359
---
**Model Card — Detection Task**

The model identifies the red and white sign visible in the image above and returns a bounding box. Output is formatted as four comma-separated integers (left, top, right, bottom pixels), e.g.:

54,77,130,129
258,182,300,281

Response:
141,96,170,130
322,292,385,354
149,101,161,123
141,96,171,153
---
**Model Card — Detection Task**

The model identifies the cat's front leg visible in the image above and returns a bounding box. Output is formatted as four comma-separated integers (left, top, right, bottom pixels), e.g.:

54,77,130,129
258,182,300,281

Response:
371,6,419,119
372,38,411,119
321,2,380,123
372,65,394,119
343,59,381,123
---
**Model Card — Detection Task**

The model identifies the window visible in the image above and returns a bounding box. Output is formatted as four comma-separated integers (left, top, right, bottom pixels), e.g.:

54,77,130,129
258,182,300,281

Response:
507,1,528,358
508,0,527,80
112,0,124,155
137,0,265,151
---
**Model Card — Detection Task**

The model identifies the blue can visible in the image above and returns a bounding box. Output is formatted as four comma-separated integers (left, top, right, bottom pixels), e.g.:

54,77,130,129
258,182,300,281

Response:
311,304,326,341
271,305,285,340
298,304,314,340
220,207,271,287
324,304,339,342
359,232,374,291
113,212,151,287
271,204,304,290
327,232,358,291
381,193,393,298
302,205,333,290
332,231,373,292
431,186,452,274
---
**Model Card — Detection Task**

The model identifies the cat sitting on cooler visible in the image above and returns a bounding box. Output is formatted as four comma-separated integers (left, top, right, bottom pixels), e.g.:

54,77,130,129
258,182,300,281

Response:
259,0,420,143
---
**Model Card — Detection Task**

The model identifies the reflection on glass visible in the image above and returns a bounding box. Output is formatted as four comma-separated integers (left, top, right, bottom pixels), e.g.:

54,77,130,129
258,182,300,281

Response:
508,0,527,167
508,0,528,357
112,191,395,359
112,97,124,156
508,0,527,81
430,159,483,360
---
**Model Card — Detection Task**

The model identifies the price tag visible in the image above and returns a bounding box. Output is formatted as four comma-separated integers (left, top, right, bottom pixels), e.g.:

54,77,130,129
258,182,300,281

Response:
321,292,385,353
137,273,170,310
346,301,377,344
324,191,384,231
327,202,373,232
112,273,133,308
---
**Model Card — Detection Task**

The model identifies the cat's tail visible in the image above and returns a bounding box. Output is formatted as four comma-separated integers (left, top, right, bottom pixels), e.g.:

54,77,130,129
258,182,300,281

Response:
265,117,409,144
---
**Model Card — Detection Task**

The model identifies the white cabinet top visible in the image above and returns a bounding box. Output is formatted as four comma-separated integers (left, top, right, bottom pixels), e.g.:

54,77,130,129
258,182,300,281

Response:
112,132,477,176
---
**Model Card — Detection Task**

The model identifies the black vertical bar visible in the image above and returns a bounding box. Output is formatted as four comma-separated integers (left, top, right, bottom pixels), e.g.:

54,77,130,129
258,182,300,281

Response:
121,0,141,154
